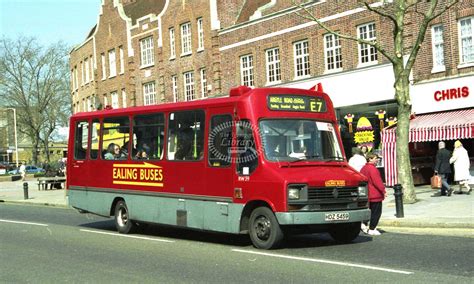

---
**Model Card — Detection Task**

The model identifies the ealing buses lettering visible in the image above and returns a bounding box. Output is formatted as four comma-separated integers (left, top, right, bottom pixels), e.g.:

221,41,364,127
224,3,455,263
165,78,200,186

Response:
112,162,164,187
268,95,326,113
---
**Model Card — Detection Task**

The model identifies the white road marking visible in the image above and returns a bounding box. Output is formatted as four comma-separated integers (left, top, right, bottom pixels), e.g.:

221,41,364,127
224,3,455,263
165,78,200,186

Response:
80,229,175,243
0,219,49,227
232,249,414,275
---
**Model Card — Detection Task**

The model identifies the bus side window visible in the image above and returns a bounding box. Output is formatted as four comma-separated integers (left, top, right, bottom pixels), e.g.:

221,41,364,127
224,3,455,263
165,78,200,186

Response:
101,117,130,160
236,120,258,175
74,121,89,160
168,110,205,161
209,114,232,167
89,119,100,160
132,113,165,160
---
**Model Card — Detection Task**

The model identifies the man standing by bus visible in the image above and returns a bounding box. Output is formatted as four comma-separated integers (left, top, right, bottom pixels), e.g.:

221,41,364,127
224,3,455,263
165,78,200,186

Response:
434,141,453,197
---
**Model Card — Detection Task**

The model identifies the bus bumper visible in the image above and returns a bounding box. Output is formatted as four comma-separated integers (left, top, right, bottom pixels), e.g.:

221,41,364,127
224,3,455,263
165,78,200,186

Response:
275,208,370,225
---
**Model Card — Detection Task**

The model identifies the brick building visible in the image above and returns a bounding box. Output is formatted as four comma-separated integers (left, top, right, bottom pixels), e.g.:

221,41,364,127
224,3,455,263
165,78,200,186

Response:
70,0,473,183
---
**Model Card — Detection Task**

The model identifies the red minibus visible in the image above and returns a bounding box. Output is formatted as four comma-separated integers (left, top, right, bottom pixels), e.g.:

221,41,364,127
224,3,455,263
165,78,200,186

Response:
67,86,369,249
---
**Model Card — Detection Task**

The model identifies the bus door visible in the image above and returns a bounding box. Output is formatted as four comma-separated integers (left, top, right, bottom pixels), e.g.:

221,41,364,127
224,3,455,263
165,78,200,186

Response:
206,108,235,198
70,120,90,188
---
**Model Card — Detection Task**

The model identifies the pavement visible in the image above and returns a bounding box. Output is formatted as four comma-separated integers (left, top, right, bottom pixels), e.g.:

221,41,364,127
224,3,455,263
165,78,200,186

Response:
0,178,473,229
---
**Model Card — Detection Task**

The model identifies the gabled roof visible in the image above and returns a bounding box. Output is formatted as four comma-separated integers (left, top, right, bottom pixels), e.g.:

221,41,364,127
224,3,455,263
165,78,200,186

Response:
123,0,166,25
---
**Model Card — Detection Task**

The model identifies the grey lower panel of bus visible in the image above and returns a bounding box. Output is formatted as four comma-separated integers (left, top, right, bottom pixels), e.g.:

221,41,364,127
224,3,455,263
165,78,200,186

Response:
68,188,244,234
276,209,370,225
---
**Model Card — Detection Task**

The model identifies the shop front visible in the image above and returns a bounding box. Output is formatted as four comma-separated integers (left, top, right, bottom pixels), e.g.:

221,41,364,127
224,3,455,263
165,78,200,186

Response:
382,75,474,186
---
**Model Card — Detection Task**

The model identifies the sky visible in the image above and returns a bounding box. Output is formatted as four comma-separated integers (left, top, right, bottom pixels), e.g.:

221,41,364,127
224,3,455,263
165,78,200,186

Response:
0,0,101,47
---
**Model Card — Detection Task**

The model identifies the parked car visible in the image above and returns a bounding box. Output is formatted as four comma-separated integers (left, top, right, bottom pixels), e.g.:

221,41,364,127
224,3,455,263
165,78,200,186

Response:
8,165,45,175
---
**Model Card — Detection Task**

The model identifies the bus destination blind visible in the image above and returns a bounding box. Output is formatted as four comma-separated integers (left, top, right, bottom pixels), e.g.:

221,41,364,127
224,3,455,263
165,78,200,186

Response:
267,95,327,113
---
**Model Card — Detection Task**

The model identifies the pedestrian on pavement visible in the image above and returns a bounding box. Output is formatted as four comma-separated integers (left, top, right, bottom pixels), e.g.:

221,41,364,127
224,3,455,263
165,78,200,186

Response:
434,141,453,196
360,153,387,236
450,140,472,194
348,147,366,172
19,162,26,181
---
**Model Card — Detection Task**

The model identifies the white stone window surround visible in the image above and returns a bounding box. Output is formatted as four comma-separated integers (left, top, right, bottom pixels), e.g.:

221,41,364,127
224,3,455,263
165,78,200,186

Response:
431,24,445,73
197,17,204,52
181,22,192,56
357,22,378,67
143,81,156,106
172,75,178,102
458,16,474,69
240,54,255,87
184,71,195,101
140,36,155,68
293,40,310,79
324,33,343,73
200,68,207,98
169,27,176,60
108,49,117,78
265,47,281,85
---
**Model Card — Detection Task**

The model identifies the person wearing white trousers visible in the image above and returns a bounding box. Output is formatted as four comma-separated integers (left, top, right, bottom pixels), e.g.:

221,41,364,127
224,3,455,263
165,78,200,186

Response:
450,140,472,194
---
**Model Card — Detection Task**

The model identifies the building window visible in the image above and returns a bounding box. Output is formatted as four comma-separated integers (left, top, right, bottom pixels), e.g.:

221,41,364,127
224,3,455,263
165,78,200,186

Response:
240,54,254,87
101,53,106,80
89,56,94,82
459,17,474,65
169,28,176,59
172,75,178,102
324,34,342,72
87,97,92,112
81,61,84,86
71,69,76,91
181,22,192,55
140,36,154,67
121,88,127,108
431,25,445,72
119,46,124,74
200,68,207,98
84,58,90,83
197,18,204,51
358,22,378,66
111,91,119,109
293,40,310,78
183,71,195,101
103,94,108,107
143,82,156,106
109,49,116,77
265,48,281,84
74,66,78,90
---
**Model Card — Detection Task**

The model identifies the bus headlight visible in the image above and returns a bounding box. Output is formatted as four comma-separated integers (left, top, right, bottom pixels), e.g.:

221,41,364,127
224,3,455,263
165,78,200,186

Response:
287,184,308,200
358,184,368,197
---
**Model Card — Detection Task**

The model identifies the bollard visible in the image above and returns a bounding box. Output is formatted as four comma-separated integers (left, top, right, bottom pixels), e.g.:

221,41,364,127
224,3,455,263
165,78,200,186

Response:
393,183,404,218
23,182,29,200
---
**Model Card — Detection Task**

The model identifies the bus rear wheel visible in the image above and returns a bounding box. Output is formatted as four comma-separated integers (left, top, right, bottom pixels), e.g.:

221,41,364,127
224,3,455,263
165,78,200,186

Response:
249,207,284,249
328,222,361,243
114,200,136,234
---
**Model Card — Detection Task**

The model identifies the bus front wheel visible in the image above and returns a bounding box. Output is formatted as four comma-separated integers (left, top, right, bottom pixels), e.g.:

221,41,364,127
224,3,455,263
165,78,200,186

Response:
328,222,361,243
114,200,136,234
249,207,284,249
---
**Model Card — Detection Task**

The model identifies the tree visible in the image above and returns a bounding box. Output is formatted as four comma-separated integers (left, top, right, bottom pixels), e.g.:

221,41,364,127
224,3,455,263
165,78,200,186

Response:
0,37,71,164
293,0,459,202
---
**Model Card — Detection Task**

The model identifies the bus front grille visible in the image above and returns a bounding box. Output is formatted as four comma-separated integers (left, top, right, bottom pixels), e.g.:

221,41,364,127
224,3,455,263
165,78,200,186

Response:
308,187,359,200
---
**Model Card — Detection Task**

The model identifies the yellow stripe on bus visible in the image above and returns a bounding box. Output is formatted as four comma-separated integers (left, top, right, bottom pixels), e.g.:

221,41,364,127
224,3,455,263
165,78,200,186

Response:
113,180,164,187
113,163,162,169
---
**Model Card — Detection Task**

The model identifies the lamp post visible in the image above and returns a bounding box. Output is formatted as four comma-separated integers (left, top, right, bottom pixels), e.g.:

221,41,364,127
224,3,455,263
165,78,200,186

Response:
4,108,19,167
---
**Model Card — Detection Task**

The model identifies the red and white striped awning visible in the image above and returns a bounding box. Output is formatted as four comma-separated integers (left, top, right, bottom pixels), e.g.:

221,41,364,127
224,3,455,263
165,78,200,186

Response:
381,108,474,186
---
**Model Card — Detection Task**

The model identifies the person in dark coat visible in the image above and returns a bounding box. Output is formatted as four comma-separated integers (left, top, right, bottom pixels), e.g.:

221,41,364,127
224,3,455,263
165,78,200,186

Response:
360,153,387,236
434,141,453,196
